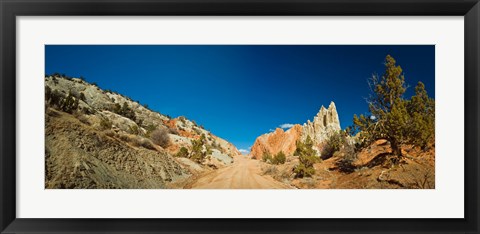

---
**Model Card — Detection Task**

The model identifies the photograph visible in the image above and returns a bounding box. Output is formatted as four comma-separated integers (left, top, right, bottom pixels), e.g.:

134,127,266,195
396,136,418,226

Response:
44,45,435,189
2,0,477,232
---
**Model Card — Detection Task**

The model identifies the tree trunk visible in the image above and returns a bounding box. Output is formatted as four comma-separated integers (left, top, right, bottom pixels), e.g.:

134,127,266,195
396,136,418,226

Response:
390,139,402,158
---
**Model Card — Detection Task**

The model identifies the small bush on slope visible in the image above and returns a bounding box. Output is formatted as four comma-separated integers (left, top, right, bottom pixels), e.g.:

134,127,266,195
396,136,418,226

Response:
150,128,170,148
190,134,207,163
113,102,137,122
100,118,112,130
176,147,189,158
335,143,357,173
262,152,273,163
272,151,286,165
321,131,347,160
133,137,156,150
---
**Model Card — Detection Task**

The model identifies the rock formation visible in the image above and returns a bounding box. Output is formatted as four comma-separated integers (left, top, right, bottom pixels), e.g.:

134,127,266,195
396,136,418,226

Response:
301,101,341,145
250,124,303,159
250,101,341,159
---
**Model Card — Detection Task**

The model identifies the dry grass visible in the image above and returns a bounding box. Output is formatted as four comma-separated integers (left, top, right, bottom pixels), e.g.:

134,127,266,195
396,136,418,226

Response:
117,133,132,142
262,164,293,184
133,137,156,150
74,112,91,125
115,132,156,151
301,178,317,189
262,165,279,175
104,130,116,138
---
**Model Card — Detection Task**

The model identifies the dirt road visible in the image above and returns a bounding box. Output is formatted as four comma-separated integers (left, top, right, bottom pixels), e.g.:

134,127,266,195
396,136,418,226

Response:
189,155,292,189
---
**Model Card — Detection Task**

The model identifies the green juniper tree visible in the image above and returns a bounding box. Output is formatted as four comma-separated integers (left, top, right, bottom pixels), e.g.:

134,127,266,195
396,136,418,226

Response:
293,136,317,178
353,55,435,159
407,81,435,149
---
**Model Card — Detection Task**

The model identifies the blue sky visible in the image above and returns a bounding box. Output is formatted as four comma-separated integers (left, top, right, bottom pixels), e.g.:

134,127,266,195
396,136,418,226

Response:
45,45,435,152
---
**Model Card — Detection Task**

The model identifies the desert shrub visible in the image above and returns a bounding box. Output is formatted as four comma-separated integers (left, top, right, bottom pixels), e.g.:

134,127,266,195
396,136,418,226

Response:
136,118,143,127
113,103,121,113
168,126,179,135
45,89,84,115
262,165,279,175
302,178,318,189
150,128,170,148
68,89,81,99
205,144,213,155
75,113,90,125
130,136,142,146
117,133,131,142
123,107,136,121
176,147,189,158
100,118,112,130
86,107,95,115
274,169,292,182
190,134,207,163
59,92,79,113
335,143,357,173
45,86,52,101
211,141,224,152
272,151,286,165
178,116,186,123
407,166,434,189
46,89,62,108
128,125,139,135
130,136,155,150
139,138,156,150
321,131,347,160
293,136,318,178
262,152,273,163
293,163,316,178
144,124,158,136
104,130,116,138
113,102,136,121
51,76,59,85
79,92,86,102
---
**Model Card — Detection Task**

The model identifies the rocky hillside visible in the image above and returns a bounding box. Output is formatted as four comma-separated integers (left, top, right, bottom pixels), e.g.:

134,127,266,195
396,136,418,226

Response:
250,101,341,159
44,75,240,189
259,139,435,189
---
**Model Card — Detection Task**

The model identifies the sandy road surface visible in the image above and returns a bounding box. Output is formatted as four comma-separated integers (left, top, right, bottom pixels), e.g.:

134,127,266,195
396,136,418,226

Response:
190,155,292,189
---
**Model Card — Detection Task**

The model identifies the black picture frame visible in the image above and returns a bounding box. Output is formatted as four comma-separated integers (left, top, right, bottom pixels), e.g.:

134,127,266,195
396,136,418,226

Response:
1,0,479,233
